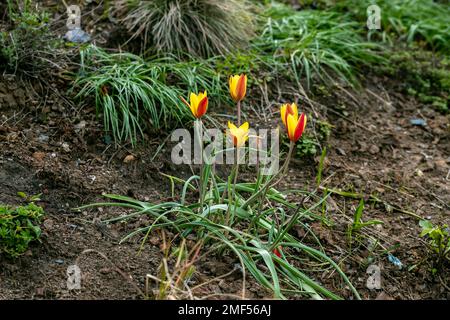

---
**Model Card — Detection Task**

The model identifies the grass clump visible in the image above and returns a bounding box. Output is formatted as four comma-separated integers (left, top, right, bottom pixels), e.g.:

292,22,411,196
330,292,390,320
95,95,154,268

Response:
74,45,225,145
254,3,383,88
383,50,449,113
114,0,255,58
333,0,450,52
0,0,65,77
0,202,45,258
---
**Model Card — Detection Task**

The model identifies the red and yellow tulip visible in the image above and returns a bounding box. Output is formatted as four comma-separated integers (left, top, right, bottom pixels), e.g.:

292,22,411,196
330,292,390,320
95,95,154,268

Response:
228,121,250,148
229,74,247,102
273,247,282,258
181,91,208,119
280,103,307,143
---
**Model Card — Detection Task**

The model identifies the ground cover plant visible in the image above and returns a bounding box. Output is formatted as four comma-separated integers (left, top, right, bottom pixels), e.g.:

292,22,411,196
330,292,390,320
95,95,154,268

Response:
0,0,67,77
0,200,45,258
332,0,450,52
253,3,384,88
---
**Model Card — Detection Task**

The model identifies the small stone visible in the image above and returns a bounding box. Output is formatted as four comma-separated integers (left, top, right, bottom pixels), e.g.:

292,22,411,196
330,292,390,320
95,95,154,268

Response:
33,152,46,161
43,219,54,231
123,155,135,163
376,292,393,300
55,259,64,265
64,28,91,43
410,118,427,126
74,120,86,130
358,141,368,152
336,148,346,156
37,134,49,143
36,288,45,297
61,142,70,152
434,158,448,171
369,145,380,154
149,236,160,246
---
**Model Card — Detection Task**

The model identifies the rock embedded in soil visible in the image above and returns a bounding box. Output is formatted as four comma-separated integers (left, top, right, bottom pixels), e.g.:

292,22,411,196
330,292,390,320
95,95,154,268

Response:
369,145,380,154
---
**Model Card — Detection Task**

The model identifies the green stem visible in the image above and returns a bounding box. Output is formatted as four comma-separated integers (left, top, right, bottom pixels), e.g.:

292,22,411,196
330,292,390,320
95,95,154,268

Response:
237,100,241,126
195,119,204,212
243,141,295,210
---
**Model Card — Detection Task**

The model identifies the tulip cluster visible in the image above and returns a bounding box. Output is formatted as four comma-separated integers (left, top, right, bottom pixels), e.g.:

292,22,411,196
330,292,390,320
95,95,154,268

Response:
180,74,309,260
180,73,307,158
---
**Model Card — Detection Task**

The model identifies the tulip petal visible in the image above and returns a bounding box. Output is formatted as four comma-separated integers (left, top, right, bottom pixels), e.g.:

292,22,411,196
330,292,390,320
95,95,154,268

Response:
236,74,247,101
228,121,238,131
280,104,287,127
240,121,249,131
196,97,208,118
287,114,297,142
293,113,307,141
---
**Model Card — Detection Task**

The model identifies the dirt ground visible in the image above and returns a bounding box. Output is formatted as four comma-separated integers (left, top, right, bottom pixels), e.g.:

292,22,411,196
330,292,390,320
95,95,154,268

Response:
1,1,449,300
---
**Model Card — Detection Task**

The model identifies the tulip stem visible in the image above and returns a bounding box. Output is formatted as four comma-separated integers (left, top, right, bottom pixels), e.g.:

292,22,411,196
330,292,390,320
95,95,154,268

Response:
225,146,240,228
237,101,241,126
242,141,295,210
194,119,204,212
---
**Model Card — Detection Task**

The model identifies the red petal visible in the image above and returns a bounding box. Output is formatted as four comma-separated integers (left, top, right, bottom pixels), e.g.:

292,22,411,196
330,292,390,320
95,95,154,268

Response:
196,97,208,118
293,113,306,142
273,248,282,258
236,75,246,101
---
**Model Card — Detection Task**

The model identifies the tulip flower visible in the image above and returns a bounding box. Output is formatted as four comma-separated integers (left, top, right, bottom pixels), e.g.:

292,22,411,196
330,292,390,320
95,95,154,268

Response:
280,103,307,143
228,121,250,148
180,91,208,119
229,74,247,103
273,247,282,258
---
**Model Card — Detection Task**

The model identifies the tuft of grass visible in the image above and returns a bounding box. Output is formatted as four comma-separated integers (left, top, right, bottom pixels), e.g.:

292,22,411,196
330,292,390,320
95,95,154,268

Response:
254,3,384,88
333,0,450,52
381,49,449,113
74,45,225,145
114,0,255,58
0,0,67,77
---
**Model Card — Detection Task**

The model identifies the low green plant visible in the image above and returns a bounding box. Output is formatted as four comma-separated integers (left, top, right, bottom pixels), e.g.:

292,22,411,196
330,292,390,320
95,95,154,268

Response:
254,3,384,88
0,202,45,258
114,0,255,58
419,220,450,268
333,0,450,53
145,233,202,299
0,0,64,76
382,50,449,113
347,199,383,243
17,191,42,202
74,45,225,145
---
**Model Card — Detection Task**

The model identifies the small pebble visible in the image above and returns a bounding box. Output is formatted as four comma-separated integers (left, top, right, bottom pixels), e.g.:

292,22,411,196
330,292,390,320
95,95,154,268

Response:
410,118,427,126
